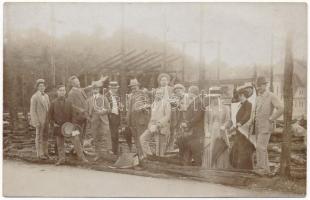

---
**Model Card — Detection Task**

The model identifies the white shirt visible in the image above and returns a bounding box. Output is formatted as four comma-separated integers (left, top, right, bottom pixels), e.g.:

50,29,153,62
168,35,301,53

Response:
110,92,119,115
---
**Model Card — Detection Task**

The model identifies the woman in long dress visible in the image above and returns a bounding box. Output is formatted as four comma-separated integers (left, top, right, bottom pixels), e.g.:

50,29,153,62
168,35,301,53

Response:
203,88,231,169
230,86,256,169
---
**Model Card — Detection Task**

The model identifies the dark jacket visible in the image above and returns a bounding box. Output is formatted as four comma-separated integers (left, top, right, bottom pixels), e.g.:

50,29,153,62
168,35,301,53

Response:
126,90,151,128
236,100,252,125
67,87,88,123
184,95,205,138
48,97,73,136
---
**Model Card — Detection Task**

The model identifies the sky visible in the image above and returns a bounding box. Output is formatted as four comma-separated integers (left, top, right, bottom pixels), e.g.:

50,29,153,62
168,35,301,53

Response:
4,2,307,67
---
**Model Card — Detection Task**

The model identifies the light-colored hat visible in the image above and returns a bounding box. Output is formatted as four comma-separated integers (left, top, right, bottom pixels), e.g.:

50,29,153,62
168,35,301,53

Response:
35,79,45,88
157,73,171,84
173,83,185,92
236,83,252,92
61,122,82,138
109,81,120,88
128,78,140,87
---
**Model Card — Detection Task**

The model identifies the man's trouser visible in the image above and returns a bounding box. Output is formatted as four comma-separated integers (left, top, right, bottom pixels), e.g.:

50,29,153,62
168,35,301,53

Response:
73,118,86,146
35,124,49,157
130,125,147,159
91,120,112,156
179,136,203,166
140,128,168,157
109,114,120,155
166,110,178,152
56,134,86,160
256,132,271,172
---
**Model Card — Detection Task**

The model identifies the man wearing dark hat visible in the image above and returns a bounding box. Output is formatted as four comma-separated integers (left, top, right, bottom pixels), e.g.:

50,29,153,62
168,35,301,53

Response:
87,81,112,161
106,81,122,155
48,85,88,165
126,78,151,159
254,76,283,175
30,79,50,160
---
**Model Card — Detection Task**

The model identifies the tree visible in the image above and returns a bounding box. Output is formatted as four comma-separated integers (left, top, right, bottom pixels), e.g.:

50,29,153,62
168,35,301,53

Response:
280,32,294,177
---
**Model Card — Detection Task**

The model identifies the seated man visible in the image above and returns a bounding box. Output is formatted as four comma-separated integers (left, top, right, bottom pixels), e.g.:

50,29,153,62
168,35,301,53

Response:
140,88,171,158
48,85,89,165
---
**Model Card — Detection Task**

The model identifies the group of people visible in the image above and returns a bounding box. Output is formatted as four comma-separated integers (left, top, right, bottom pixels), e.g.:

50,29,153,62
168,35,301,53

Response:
30,76,121,165
30,72,284,175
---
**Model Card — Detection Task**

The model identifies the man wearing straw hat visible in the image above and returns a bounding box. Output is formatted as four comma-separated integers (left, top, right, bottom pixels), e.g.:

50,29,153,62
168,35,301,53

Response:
126,78,151,159
106,81,122,155
254,76,283,175
48,85,88,165
30,79,50,160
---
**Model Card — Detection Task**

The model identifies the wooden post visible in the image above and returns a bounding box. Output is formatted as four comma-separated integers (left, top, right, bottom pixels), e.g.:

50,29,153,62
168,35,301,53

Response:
280,32,294,178
119,4,127,105
217,41,221,84
198,4,205,89
50,5,56,87
182,43,186,82
270,33,274,92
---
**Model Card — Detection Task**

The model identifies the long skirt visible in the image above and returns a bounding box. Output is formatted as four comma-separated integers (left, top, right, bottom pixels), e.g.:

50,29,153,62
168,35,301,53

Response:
202,137,231,169
230,131,255,169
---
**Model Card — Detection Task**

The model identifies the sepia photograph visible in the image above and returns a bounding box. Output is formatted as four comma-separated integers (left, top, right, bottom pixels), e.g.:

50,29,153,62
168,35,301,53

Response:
2,2,307,197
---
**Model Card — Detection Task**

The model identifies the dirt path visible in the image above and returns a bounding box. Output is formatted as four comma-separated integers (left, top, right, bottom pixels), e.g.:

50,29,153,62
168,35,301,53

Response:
3,160,300,197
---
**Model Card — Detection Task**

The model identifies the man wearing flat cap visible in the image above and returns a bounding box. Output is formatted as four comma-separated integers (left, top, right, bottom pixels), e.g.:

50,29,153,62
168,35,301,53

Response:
30,79,50,160
254,76,283,175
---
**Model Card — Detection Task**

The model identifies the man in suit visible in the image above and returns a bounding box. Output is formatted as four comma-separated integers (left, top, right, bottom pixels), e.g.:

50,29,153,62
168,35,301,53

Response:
30,79,50,160
87,81,112,161
48,85,88,165
126,78,151,159
106,81,121,155
180,86,205,166
67,76,90,146
140,88,171,158
67,75,108,146
254,77,283,175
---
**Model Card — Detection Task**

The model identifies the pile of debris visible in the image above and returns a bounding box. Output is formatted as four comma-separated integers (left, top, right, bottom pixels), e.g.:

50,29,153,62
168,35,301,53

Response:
268,125,306,178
